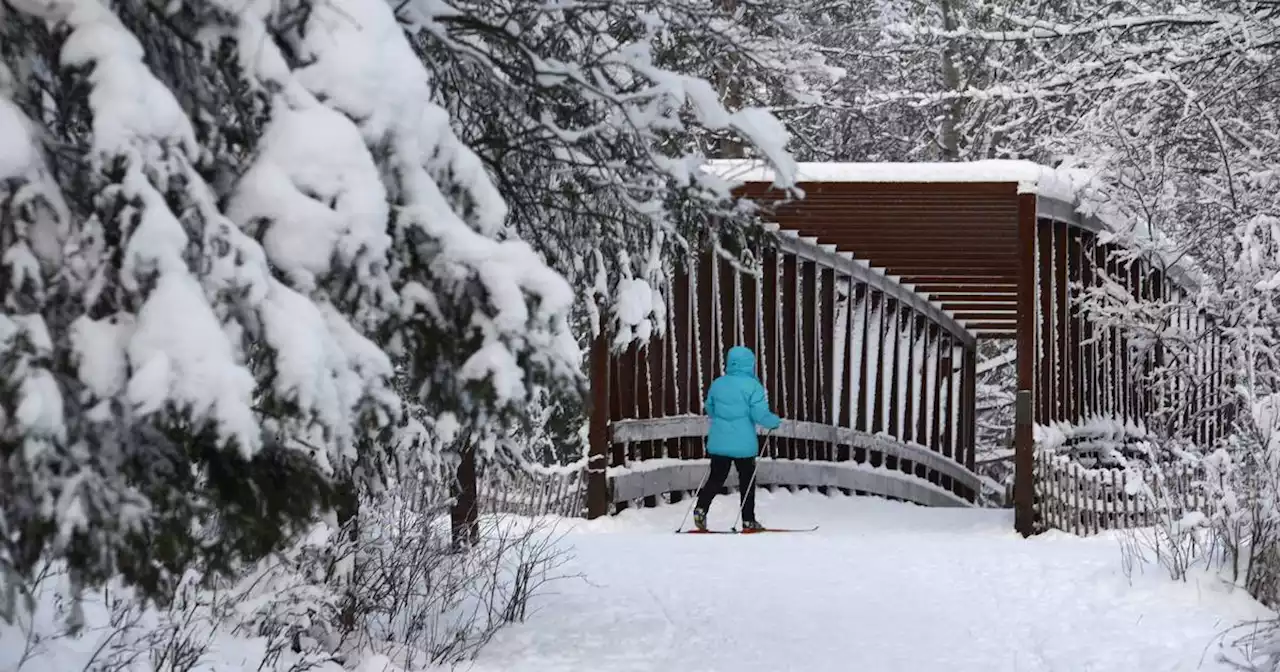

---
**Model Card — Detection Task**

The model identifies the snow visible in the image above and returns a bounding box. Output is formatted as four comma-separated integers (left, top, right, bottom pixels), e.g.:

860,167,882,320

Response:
830,278,849,414
69,314,132,398
1,84,69,279
16,368,64,450
259,281,370,438
707,158,1088,205
1,491,1270,672
1036,415,1155,459
453,491,1270,672
846,289,867,427
459,340,526,403
48,0,198,160
203,0,578,420
864,297,883,425
0,95,38,179
921,329,937,445
226,102,391,296
126,272,259,456
978,349,1018,375
614,277,656,344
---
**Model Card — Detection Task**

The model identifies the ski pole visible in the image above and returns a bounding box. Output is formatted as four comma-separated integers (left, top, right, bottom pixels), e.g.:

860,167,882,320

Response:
733,428,772,532
675,466,712,533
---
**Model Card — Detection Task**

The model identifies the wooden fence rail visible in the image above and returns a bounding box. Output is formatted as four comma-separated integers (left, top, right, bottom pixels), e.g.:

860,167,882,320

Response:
1033,450,1207,536
476,465,587,519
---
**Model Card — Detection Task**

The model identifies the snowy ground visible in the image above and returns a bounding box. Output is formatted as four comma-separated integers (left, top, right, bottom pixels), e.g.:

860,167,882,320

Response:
452,491,1271,672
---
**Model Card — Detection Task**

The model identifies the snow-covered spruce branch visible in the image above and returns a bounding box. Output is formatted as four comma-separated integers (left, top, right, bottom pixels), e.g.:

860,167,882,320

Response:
393,0,823,327
0,0,586,620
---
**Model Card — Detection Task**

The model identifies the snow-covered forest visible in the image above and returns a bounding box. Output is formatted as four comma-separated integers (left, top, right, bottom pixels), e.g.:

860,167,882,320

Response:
0,0,1277,669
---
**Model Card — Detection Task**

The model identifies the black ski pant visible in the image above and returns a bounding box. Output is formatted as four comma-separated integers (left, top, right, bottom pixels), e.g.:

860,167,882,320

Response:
695,456,757,521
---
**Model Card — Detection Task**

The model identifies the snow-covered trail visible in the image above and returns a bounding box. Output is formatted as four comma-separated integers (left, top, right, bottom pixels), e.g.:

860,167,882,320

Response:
459,491,1271,672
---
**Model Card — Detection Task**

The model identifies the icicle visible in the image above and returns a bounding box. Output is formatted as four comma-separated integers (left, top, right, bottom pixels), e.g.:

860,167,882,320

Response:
864,294,882,429
920,322,935,448
848,283,867,431
831,275,849,425
734,265,744,347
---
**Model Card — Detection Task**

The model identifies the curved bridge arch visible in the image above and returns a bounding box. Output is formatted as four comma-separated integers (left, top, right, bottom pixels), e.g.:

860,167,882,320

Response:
585,219,982,516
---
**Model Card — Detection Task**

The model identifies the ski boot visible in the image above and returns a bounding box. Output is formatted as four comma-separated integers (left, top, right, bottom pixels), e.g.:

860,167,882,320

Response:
692,507,708,532
741,519,766,533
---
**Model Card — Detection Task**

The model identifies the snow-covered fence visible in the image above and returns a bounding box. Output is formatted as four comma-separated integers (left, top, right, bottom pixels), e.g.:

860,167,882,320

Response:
477,465,587,519
1032,418,1162,467
1033,451,1206,535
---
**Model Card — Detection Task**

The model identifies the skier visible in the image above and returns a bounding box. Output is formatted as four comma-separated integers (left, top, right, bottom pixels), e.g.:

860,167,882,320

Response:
693,345,782,532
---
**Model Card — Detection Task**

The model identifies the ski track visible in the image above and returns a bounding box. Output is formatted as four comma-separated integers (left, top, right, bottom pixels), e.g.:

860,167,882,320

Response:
453,491,1272,672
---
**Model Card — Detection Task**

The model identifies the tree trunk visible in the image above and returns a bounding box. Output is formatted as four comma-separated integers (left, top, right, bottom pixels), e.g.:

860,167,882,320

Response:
938,0,963,160
333,472,361,633
716,0,746,159
451,439,480,548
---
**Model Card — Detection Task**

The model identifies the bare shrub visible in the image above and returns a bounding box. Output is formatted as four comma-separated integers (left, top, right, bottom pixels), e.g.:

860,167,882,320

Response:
5,554,336,672
1117,511,1210,583
1117,460,1211,583
7,569,212,672
1216,619,1280,672
336,478,579,667
3,473,578,671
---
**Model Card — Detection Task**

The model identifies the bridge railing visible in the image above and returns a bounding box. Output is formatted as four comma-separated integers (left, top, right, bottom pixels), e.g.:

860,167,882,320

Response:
585,229,984,517
1020,214,1231,535
1025,216,1231,445
609,416,981,508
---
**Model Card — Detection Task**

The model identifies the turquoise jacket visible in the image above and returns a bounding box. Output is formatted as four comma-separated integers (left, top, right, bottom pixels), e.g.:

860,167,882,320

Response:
704,346,782,458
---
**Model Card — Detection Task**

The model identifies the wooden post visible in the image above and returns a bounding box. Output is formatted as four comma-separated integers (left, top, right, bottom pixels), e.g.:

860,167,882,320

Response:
451,441,478,547
1015,193,1038,537
962,345,977,475
586,331,610,519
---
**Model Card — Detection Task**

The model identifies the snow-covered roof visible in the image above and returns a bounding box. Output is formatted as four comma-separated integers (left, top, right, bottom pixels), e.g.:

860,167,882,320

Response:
706,158,1091,216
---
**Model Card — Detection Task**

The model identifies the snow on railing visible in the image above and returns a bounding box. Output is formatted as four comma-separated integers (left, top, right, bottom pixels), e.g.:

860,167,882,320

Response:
609,415,982,499
1032,450,1206,536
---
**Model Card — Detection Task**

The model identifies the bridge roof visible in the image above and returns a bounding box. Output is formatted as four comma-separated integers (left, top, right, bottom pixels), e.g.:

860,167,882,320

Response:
710,159,1093,211
708,159,1194,340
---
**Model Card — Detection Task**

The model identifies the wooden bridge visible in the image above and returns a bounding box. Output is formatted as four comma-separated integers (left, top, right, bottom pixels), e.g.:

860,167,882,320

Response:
456,160,1228,539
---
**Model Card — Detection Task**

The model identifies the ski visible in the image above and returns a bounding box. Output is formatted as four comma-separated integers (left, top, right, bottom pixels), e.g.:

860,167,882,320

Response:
678,525,819,534
742,526,819,534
